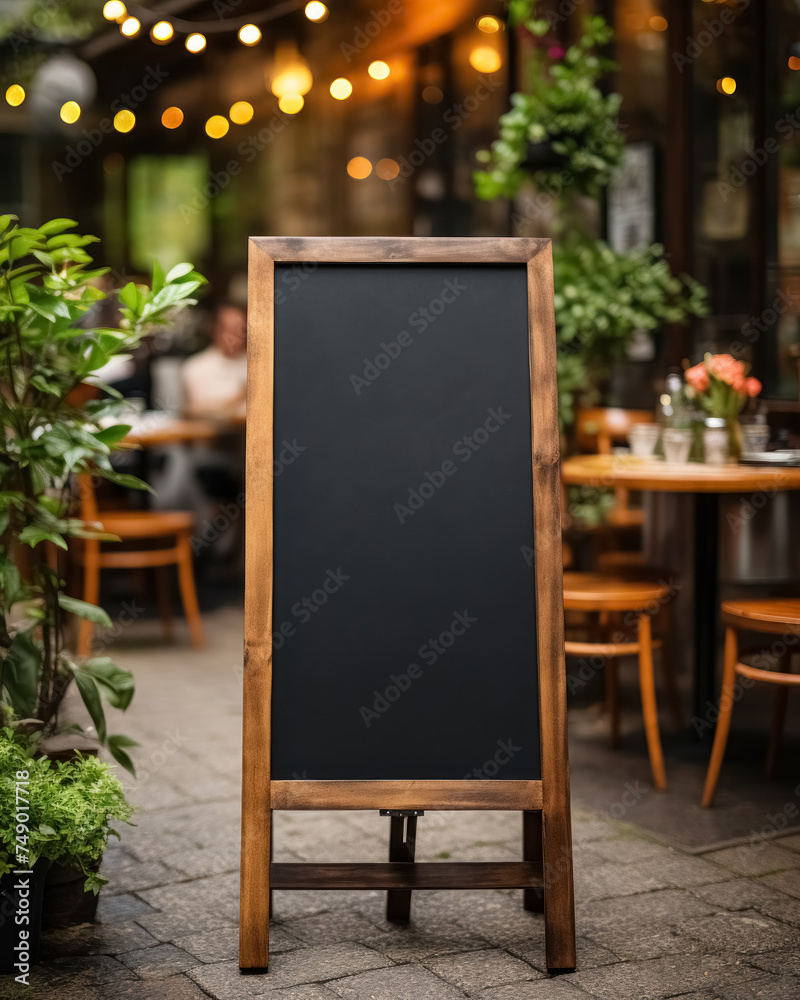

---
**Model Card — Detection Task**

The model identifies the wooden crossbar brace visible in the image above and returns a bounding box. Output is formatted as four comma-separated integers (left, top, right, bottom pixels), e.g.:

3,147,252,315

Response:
270,861,544,890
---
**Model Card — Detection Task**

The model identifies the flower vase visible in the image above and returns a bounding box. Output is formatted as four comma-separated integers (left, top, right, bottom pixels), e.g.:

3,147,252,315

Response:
727,417,743,463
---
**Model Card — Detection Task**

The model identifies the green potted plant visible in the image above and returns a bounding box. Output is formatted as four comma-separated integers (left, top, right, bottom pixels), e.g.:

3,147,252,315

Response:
0,215,205,924
1,727,133,977
475,2,708,427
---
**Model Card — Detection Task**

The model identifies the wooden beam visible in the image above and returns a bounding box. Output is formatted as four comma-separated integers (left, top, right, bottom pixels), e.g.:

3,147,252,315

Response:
271,862,544,890
269,780,543,811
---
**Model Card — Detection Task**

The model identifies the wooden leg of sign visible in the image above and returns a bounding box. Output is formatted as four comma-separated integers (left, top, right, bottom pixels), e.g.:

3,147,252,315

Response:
522,811,544,912
386,815,417,922
269,812,274,920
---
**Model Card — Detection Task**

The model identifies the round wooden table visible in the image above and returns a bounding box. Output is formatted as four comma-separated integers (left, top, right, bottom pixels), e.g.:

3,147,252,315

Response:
561,454,800,724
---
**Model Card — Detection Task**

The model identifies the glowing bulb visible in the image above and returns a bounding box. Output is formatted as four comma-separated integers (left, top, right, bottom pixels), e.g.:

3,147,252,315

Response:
229,101,254,124
151,20,173,43
790,56,800,71
238,24,261,45
186,33,206,53
469,46,502,73
60,101,80,124
717,76,736,95
305,2,328,22
278,93,304,114
477,16,501,33
347,156,372,179
270,45,313,97
102,1,126,20
113,109,135,133
649,15,668,31
161,106,184,129
120,16,140,36
376,158,400,180
205,115,229,138
5,84,25,107
368,60,390,80
330,77,353,100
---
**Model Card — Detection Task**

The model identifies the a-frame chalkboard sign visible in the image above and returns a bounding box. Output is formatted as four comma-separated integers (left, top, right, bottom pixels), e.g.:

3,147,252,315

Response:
241,237,575,973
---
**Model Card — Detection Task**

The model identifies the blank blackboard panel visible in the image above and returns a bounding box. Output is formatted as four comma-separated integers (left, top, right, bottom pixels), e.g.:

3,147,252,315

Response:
271,263,539,780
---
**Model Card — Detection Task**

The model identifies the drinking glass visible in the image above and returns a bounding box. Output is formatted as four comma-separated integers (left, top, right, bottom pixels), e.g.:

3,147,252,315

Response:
662,428,692,464
628,423,660,457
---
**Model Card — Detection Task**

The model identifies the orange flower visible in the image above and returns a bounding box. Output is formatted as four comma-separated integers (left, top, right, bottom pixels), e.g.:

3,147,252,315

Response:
745,377,762,397
685,363,709,391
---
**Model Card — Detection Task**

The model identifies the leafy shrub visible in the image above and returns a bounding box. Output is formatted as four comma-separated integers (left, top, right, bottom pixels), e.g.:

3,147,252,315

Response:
0,728,133,891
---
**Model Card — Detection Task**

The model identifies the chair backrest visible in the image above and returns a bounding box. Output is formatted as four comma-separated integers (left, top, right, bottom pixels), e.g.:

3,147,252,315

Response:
575,408,655,455
76,474,99,522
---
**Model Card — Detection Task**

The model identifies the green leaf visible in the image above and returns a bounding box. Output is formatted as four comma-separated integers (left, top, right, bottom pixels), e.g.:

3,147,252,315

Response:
73,670,107,741
82,658,135,711
18,526,67,550
165,262,194,282
151,259,165,294
57,595,113,628
2,631,40,717
93,424,131,449
39,218,78,235
101,470,155,493
107,735,137,776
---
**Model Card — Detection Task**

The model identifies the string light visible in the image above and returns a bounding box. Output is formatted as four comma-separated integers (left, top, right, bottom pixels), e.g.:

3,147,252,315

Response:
151,21,173,43
716,76,736,95
330,78,353,100
102,1,126,20
59,101,80,124
230,101,254,124
5,84,25,107
278,93,304,114
789,56,800,71
368,60,390,80
477,16,501,33
468,46,502,73
270,44,312,97
205,115,229,138
186,33,207,53
238,24,261,45
113,110,135,132
304,2,329,22
161,106,184,128
120,16,140,36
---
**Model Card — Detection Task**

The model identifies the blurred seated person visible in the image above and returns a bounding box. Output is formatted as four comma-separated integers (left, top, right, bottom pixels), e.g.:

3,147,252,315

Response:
182,302,247,420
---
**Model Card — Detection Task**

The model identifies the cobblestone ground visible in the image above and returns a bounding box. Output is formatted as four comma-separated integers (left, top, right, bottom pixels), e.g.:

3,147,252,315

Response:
3,606,800,1000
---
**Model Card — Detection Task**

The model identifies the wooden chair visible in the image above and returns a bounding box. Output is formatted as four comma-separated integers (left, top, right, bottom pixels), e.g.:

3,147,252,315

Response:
702,599,800,807
564,572,672,790
75,475,205,656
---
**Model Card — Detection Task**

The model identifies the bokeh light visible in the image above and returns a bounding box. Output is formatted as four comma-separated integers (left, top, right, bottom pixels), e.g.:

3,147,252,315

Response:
422,85,443,104
230,101,254,124
469,46,502,73
717,76,736,95
376,158,400,181
278,93,304,114
102,1,126,20
649,15,668,31
305,2,329,22
5,84,25,107
330,78,353,100
161,106,184,129
151,21,173,43
477,16,501,33
347,156,372,179
59,101,81,124
238,24,261,45
205,115,229,138
113,110,135,133
368,61,390,80
120,16,140,36
186,33,207,53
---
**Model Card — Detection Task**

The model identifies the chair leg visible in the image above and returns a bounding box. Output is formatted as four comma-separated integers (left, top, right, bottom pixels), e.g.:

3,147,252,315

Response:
176,531,205,649
637,612,666,790
701,626,739,807
155,567,175,643
606,656,621,749
77,540,100,658
658,602,683,731
765,654,792,778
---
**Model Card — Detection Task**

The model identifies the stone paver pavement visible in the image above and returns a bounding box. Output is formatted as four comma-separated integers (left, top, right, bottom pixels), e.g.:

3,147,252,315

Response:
2,606,799,1000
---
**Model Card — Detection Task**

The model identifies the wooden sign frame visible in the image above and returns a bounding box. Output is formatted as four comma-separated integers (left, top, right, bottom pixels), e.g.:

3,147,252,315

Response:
241,237,575,974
